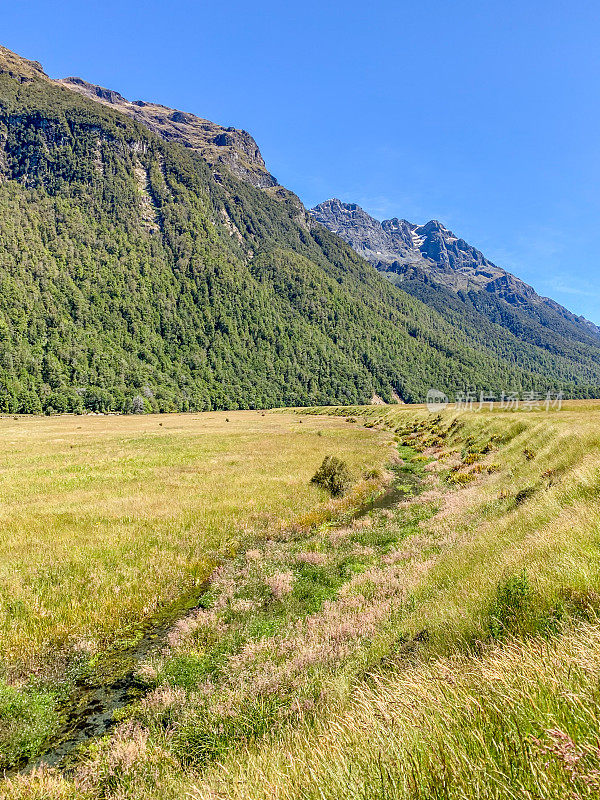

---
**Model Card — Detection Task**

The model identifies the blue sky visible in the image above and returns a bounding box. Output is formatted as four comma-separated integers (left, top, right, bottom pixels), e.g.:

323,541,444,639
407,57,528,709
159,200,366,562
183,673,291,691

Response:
4,0,599,322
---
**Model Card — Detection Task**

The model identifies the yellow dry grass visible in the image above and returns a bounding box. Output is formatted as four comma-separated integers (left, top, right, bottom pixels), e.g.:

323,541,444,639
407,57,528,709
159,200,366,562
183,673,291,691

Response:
0,410,391,678
7,401,600,800
182,401,600,800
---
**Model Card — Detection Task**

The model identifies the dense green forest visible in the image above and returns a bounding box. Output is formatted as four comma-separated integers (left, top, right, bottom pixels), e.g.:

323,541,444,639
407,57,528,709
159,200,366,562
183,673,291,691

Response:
0,67,599,413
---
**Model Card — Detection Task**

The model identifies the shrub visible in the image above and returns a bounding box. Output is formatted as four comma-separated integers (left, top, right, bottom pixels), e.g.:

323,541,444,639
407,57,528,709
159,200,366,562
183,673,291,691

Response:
515,486,536,505
448,471,475,486
489,571,533,637
310,456,352,497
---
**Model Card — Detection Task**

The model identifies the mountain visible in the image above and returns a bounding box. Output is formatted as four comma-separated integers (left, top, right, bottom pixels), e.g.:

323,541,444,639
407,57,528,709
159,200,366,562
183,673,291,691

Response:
310,199,600,356
57,76,280,192
0,45,599,414
311,199,596,321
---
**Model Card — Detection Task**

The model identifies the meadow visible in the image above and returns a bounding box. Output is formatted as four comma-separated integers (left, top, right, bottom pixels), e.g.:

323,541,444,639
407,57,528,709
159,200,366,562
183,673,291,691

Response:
0,411,393,769
4,402,600,799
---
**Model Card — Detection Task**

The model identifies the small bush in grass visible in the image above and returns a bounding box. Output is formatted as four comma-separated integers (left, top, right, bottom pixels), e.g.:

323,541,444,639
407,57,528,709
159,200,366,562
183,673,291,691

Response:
311,456,352,497
489,571,539,638
448,471,475,486
515,485,536,504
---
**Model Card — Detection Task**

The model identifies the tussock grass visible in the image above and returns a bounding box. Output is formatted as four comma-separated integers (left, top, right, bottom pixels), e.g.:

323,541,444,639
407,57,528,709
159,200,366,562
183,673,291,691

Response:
182,402,600,800
189,623,600,800
0,411,390,679
0,410,392,769
6,401,600,799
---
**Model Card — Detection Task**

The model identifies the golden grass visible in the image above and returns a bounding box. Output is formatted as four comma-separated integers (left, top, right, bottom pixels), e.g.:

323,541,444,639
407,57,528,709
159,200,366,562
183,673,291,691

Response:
187,623,600,800
7,401,600,799
0,410,392,678
182,401,600,800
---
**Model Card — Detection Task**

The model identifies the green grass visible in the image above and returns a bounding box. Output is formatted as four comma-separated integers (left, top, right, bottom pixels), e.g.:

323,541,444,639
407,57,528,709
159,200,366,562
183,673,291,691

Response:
6,401,600,799
0,680,58,769
0,409,393,770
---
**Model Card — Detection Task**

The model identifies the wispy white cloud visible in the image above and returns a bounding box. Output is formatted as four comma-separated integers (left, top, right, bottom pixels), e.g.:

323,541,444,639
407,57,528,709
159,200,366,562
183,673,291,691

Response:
544,275,600,298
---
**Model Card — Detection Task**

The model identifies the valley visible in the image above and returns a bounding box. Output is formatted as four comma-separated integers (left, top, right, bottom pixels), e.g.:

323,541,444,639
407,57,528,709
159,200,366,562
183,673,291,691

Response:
0,32,599,800
1,44,600,414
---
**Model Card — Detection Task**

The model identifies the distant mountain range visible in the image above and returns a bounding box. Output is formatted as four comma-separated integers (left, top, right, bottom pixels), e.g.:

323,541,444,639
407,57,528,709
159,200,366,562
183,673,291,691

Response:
0,43,599,413
311,198,600,360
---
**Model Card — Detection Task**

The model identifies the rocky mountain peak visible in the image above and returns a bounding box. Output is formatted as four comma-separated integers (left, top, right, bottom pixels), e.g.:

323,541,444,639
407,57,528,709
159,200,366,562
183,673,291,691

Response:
310,199,412,263
381,217,417,249
417,219,448,235
310,199,547,302
313,199,368,219
311,197,600,340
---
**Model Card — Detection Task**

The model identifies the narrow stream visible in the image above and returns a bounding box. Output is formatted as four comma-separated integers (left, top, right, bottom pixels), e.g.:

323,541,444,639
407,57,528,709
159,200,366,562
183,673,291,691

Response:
354,466,422,517
20,583,210,774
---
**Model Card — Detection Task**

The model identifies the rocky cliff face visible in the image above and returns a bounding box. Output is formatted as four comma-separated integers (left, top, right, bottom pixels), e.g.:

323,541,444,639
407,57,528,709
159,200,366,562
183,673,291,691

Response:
308,199,418,266
310,199,529,298
310,199,599,338
0,45,278,191
57,77,279,190
0,45,47,83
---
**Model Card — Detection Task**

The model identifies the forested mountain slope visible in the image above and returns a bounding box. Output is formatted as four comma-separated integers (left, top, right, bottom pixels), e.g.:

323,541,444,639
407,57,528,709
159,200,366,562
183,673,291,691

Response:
0,45,599,413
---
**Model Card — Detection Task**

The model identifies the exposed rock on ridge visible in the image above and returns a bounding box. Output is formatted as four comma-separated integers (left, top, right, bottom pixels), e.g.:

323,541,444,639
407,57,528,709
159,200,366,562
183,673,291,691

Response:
58,77,279,190
0,45,278,191
0,45,49,83
310,198,600,336
310,198,521,296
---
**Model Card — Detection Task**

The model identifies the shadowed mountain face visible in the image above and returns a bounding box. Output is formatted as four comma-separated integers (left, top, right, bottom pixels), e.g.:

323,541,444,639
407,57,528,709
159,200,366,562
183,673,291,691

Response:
310,199,600,346
0,44,600,413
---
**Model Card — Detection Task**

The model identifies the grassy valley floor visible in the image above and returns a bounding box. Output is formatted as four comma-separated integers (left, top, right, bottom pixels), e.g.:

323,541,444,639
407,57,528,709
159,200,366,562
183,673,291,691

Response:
0,411,393,772
4,402,600,798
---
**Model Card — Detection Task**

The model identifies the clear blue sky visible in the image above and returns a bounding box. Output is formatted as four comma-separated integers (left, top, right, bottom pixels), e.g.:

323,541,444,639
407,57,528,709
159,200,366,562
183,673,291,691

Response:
3,0,599,322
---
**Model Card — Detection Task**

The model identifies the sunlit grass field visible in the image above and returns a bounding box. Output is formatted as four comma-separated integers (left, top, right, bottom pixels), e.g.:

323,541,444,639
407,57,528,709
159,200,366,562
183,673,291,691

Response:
0,410,392,680
191,401,600,800
6,401,600,799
